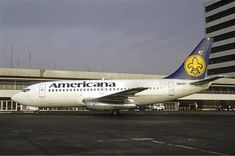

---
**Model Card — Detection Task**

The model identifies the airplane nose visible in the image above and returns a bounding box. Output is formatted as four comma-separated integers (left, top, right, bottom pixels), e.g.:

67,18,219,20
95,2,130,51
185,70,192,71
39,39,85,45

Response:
11,93,23,104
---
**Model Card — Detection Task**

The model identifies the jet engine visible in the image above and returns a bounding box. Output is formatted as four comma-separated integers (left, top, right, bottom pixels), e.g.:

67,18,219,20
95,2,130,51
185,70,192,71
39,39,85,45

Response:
84,101,137,111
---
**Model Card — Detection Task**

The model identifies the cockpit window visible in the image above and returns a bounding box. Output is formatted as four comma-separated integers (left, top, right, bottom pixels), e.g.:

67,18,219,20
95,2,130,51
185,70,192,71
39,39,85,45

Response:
23,88,30,92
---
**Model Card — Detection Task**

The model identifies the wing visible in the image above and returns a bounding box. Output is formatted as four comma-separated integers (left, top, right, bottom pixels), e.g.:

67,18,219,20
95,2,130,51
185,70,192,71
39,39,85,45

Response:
84,87,149,104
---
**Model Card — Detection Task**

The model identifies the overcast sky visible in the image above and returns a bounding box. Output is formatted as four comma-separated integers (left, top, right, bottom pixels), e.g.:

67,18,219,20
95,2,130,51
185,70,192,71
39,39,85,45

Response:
0,0,205,75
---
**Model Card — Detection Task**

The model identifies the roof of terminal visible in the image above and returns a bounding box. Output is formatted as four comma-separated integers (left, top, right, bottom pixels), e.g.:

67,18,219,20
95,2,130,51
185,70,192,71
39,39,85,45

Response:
0,68,234,84
0,68,164,80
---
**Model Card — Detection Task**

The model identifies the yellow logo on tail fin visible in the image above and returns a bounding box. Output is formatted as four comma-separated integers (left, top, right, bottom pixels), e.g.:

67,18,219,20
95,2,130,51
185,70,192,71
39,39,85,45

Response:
184,54,206,77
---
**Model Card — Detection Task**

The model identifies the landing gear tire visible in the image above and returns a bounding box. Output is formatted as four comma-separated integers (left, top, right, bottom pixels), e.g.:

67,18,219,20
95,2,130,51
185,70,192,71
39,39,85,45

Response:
111,110,120,116
34,110,40,114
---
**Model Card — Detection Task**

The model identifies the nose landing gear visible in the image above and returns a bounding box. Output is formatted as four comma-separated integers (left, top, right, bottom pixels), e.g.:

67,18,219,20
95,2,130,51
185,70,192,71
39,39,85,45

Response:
111,110,120,116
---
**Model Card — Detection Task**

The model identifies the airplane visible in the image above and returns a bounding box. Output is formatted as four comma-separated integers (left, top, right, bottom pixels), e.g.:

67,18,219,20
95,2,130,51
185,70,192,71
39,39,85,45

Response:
11,38,223,115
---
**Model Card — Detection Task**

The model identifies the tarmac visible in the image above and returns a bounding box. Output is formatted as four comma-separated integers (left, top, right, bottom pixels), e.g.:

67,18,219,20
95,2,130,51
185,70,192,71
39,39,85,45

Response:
0,111,235,155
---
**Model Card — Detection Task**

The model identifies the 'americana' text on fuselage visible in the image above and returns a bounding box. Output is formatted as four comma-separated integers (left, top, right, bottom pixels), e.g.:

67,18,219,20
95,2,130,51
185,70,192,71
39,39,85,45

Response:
49,81,116,88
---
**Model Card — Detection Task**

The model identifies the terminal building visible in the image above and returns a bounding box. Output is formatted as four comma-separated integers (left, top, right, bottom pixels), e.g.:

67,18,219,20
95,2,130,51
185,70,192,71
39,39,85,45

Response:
0,68,234,112
205,0,235,76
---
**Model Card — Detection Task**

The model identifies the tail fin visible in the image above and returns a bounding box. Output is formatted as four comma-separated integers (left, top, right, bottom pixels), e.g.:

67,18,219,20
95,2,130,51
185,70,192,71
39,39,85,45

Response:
165,38,213,80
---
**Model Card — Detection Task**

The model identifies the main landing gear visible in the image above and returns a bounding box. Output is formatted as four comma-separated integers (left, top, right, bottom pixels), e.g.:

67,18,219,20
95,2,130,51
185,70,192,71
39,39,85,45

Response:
34,110,41,114
111,110,120,116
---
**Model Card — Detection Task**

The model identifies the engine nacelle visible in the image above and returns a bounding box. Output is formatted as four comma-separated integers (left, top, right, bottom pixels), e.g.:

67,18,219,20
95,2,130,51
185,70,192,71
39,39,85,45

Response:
85,102,137,111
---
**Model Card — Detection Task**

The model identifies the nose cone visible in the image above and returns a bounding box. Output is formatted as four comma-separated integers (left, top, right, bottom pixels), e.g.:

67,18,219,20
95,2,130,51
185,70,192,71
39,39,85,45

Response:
11,92,25,104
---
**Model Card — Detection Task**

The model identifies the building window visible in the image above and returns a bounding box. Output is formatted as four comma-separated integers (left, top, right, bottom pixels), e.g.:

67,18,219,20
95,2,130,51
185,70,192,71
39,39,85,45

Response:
208,65,235,75
205,1,232,12
209,54,235,64
206,7,235,23
211,42,235,53
206,19,235,34
213,31,235,43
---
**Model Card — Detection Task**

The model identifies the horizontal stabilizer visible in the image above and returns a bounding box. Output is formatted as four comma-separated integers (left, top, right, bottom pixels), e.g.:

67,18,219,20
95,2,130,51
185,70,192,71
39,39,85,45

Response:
190,75,225,85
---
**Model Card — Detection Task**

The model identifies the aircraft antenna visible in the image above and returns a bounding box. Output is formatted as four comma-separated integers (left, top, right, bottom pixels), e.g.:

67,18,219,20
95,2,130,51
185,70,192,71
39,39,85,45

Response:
28,44,31,68
10,44,13,68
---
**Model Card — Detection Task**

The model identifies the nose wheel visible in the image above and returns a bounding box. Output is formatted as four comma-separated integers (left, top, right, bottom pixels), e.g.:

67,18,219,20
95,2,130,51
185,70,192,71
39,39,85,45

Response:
34,110,41,114
111,110,120,116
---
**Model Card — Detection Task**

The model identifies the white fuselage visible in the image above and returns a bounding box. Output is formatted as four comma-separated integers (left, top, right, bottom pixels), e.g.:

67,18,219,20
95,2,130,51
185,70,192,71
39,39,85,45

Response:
12,79,210,109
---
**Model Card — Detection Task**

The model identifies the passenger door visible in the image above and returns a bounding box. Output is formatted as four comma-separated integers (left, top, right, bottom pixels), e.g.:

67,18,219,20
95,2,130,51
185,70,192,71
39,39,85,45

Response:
39,84,46,98
168,82,174,96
